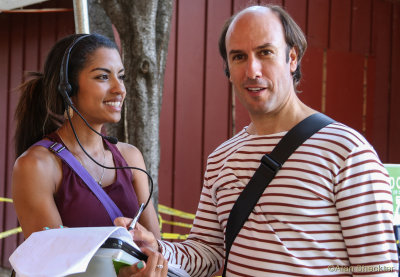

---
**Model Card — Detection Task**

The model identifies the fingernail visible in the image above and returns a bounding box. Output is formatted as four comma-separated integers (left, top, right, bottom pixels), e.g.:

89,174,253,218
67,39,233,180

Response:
137,261,144,269
59,225,64,228
43,227,50,230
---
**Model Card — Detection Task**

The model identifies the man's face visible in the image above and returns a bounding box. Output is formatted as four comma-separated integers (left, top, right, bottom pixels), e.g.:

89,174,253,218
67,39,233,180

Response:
225,7,298,118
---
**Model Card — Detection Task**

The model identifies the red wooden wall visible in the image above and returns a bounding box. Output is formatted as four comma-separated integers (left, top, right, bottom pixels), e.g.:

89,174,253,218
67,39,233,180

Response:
158,0,400,236
0,0,399,269
0,0,75,267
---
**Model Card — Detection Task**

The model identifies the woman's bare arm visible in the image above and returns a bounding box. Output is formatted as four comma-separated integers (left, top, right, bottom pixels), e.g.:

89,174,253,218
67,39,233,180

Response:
12,146,63,238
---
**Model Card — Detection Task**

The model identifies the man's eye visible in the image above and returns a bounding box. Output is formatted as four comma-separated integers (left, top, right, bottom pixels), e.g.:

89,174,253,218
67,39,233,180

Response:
260,50,272,56
232,54,244,61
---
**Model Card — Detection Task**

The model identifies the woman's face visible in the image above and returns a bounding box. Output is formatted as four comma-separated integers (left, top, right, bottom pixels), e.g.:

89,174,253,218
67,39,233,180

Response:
73,47,126,125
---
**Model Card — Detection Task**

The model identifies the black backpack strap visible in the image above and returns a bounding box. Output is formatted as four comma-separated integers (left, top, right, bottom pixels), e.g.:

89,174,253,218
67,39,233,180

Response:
222,113,334,276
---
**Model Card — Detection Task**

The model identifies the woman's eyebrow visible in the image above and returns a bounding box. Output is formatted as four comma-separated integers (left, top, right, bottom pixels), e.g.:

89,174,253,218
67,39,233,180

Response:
90,68,125,73
90,67,111,73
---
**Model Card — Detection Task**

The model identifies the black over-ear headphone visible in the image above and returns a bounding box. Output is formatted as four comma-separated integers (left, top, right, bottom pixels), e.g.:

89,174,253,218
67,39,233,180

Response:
58,34,91,106
56,33,154,214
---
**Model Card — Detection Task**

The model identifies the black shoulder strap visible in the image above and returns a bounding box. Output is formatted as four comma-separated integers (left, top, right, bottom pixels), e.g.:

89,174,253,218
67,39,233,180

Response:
222,113,334,276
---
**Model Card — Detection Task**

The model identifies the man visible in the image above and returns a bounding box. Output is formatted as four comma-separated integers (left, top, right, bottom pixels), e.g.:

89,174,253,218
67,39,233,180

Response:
124,5,398,276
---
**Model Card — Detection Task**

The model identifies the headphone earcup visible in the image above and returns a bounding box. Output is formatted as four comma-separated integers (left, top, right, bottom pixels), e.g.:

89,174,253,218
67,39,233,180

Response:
58,82,72,96
58,34,90,103
58,82,73,106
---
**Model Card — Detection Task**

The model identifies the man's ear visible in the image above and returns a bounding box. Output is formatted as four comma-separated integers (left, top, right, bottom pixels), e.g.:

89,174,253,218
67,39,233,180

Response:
224,61,232,82
289,47,298,73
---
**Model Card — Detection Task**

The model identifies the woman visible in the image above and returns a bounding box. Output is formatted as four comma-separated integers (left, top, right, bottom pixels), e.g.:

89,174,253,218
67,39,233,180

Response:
12,33,166,276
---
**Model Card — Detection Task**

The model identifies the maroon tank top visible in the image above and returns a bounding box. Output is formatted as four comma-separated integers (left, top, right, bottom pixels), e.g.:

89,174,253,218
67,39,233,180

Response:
47,132,140,227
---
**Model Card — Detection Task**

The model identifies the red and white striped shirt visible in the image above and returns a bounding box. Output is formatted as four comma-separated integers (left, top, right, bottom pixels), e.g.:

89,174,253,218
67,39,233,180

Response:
160,123,399,276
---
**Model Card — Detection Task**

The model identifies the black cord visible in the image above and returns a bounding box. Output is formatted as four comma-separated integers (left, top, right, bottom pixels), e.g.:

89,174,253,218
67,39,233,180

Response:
64,105,153,211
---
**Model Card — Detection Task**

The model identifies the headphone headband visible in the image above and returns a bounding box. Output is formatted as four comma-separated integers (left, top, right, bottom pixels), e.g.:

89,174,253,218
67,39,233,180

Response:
58,34,91,105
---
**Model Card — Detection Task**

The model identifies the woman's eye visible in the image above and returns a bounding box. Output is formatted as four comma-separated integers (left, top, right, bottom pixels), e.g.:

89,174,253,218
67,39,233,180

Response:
119,74,126,81
96,74,109,80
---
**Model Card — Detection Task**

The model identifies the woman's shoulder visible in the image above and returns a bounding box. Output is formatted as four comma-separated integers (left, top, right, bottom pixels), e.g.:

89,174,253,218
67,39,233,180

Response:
115,142,144,165
13,141,60,175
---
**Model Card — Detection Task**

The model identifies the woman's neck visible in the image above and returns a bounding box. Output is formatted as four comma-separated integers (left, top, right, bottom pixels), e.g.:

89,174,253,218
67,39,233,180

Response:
57,120,104,154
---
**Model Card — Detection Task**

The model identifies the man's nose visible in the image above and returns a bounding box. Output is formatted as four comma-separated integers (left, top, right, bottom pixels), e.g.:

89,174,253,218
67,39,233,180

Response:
246,56,262,79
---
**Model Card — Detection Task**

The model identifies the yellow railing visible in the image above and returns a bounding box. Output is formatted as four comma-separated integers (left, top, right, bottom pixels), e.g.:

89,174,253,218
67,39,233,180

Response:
0,198,194,240
158,204,195,240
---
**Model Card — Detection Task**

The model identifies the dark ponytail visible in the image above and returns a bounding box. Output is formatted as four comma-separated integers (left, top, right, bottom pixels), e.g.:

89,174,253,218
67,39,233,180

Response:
14,72,63,156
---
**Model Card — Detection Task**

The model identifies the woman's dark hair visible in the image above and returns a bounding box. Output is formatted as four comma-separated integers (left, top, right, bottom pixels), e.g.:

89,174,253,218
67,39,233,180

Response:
218,5,307,91
14,33,118,156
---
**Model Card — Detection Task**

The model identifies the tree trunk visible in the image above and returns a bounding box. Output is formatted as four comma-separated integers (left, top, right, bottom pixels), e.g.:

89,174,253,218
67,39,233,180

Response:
87,0,115,41
98,0,173,210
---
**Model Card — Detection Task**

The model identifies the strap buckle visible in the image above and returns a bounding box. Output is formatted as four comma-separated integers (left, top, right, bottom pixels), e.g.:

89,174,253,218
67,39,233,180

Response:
49,142,65,153
261,154,281,173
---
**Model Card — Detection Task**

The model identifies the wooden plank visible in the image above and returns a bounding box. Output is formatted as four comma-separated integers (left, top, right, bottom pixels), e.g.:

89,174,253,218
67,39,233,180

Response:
329,0,351,51
173,0,206,215
24,12,40,73
370,0,392,161
260,0,283,6
325,50,364,132
0,13,11,268
284,0,307,33
351,0,372,55
158,0,177,234
203,0,232,167
307,0,330,48
39,0,57,70
388,3,400,163
55,0,74,40
297,46,324,111
365,56,376,146
285,1,317,112
234,0,251,13
3,13,25,268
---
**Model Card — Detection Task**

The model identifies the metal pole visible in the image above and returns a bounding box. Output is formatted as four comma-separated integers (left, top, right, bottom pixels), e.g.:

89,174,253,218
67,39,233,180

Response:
73,0,90,34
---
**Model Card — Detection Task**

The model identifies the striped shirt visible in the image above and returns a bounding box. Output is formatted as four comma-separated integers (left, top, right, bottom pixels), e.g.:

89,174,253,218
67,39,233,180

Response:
160,122,399,276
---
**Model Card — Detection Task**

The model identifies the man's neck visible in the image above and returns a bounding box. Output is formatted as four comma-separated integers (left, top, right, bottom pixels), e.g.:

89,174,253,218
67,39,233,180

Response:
247,101,316,135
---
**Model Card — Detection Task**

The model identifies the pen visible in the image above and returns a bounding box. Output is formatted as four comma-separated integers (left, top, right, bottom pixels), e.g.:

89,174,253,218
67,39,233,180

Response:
128,203,145,231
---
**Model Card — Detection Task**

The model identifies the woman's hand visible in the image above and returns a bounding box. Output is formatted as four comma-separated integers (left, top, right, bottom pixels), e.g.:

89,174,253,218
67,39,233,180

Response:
118,247,168,277
114,217,159,252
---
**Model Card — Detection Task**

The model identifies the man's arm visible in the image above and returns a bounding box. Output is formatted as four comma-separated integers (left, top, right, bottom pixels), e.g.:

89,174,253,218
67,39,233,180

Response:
158,180,225,277
335,144,398,276
117,177,225,277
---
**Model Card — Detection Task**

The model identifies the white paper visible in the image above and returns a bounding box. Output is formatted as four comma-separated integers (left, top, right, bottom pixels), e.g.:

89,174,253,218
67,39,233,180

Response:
9,226,132,277
9,226,190,277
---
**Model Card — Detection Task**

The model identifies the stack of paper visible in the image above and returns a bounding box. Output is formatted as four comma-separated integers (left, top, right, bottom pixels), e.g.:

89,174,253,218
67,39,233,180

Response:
9,226,189,277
